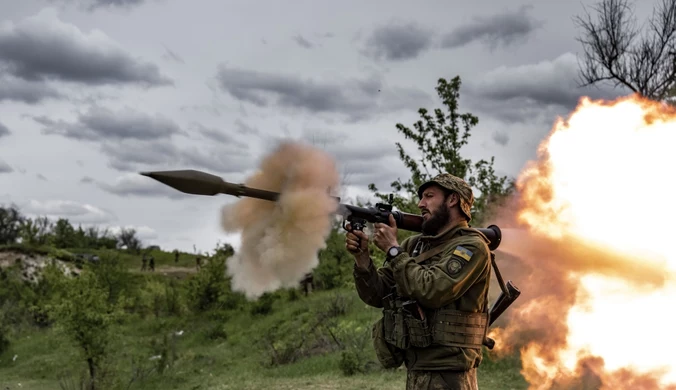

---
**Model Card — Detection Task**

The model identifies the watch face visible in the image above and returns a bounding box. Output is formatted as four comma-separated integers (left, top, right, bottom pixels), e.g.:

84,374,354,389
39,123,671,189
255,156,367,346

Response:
389,247,399,256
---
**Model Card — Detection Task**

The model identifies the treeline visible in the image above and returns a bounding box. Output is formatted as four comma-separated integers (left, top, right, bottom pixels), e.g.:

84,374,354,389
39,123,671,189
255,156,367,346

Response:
0,204,143,252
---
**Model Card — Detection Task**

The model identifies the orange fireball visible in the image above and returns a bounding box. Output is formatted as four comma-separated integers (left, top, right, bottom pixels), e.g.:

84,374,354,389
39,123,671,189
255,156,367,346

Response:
491,94,676,390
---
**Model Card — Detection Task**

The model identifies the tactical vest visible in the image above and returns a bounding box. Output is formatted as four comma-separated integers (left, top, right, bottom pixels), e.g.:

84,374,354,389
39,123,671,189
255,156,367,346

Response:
376,229,491,354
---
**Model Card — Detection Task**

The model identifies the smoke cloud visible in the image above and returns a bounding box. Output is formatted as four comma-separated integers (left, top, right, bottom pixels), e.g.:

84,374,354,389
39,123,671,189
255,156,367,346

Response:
220,141,340,299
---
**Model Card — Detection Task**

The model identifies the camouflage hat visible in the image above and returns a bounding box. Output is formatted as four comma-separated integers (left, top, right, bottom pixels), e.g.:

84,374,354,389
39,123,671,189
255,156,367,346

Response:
417,173,474,221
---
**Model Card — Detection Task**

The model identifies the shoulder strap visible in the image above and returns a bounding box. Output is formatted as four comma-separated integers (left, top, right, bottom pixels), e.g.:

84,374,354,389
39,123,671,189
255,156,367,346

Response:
409,227,489,264
412,242,450,264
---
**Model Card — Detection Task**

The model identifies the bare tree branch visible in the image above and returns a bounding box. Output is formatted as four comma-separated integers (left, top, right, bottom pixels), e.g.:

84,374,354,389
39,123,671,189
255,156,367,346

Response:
574,0,676,100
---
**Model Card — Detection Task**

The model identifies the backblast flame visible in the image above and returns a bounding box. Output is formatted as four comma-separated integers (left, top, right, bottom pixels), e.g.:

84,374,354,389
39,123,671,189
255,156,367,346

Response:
491,94,676,390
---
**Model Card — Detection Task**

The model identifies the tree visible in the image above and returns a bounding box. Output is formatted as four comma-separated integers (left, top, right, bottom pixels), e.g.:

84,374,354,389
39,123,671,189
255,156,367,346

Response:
116,228,142,253
47,269,125,390
368,76,514,227
574,0,676,101
20,216,52,246
52,218,76,248
0,205,23,244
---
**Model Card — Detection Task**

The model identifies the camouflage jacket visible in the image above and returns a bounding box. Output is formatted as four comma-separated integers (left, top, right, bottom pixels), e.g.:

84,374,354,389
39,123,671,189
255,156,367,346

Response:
353,220,491,371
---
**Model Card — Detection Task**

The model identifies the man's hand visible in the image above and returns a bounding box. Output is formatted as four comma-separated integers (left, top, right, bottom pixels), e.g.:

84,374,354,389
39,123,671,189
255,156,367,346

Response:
373,214,399,253
345,223,371,270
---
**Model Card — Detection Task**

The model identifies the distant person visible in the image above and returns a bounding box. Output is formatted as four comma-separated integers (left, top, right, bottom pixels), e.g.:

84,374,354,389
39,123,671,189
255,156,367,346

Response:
149,256,155,272
141,254,147,271
300,272,314,296
174,250,180,264
195,256,201,271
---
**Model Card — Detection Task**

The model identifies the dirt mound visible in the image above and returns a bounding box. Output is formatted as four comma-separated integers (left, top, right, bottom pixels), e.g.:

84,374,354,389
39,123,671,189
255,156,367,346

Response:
0,250,78,283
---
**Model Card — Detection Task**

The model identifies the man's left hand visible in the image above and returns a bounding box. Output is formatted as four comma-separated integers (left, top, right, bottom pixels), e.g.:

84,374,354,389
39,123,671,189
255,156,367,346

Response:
373,214,399,252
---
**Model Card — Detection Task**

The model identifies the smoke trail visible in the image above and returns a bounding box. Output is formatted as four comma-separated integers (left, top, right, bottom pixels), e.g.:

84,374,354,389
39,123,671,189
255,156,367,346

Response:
219,141,340,299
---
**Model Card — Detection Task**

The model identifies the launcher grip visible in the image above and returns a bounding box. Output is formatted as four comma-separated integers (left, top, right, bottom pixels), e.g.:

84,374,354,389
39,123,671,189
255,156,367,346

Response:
482,281,521,350
489,280,521,327
342,217,368,249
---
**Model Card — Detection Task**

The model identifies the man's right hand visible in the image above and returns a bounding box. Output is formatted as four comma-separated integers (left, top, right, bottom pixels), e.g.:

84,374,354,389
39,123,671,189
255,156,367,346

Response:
345,224,371,270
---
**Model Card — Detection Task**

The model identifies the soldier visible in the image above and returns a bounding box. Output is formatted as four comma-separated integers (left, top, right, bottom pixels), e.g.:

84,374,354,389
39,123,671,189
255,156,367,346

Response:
345,174,491,390
148,255,155,272
174,249,180,264
195,256,201,271
300,272,314,296
141,254,147,271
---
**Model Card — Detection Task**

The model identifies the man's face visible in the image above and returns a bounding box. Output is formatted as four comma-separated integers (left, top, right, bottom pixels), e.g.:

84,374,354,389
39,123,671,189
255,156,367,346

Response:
418,185,451,235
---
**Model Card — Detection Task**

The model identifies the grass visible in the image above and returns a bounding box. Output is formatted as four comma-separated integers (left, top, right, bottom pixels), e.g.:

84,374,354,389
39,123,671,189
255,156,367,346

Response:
0,289,528,390
0,247,529,390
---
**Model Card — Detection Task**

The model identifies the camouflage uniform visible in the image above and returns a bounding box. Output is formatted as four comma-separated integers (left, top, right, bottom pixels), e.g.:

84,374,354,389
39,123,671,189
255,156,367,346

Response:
353,174,491,390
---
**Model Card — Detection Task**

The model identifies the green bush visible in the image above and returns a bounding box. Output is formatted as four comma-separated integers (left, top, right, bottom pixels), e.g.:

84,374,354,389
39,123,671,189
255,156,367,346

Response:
0,323,10,356
250,292,275,316
339,350,361,376
203,323,228,341
185,255,230,312
46,269,127,388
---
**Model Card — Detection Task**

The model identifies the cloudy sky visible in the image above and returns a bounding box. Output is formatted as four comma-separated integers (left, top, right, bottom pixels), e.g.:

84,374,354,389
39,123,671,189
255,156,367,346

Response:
0,0,636,253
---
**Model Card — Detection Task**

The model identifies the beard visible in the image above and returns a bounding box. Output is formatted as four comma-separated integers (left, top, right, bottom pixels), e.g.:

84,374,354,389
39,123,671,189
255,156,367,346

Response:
421,205,450,236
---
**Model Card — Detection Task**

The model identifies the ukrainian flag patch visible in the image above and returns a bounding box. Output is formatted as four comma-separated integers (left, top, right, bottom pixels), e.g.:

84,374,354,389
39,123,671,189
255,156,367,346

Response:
452,246,473,262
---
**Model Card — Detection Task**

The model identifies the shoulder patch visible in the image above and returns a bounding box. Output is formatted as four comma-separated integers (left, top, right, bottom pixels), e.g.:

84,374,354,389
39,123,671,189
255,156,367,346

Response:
452,245,473,262
447,258,464,275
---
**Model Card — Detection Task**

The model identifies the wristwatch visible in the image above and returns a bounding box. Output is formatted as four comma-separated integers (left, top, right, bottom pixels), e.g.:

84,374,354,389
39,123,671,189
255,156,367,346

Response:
387,246,403,260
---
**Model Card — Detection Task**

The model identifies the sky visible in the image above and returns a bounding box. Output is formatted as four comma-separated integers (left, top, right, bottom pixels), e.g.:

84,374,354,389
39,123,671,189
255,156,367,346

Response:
0,0,641,254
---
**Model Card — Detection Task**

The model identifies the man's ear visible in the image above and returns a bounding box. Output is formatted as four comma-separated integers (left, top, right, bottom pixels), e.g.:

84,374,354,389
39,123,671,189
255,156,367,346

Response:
446,192,459,208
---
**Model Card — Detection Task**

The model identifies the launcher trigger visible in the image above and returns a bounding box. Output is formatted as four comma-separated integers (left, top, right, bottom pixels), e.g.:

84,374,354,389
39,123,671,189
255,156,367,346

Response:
342,218,366,233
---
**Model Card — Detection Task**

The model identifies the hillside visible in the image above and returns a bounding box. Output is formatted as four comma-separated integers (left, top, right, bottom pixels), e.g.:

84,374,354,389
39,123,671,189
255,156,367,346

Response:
0,243,528,390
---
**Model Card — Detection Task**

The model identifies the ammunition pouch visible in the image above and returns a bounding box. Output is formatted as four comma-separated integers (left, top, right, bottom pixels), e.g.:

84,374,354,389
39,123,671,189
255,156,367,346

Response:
380,294,433,350
371,316,405,369
378,293,488,353
432,309,488,349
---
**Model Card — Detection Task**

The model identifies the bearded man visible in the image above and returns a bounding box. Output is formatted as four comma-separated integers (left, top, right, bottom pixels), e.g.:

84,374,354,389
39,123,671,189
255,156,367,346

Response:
345,173,492,390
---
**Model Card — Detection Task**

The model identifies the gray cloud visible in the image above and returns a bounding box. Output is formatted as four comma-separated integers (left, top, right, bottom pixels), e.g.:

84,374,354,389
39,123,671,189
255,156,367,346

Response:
340,163,403,190
441,5,542,50
0,121,9,137
107,225,158,241
99,138,253,177
215,65,431,122
0,8,172,86
31,107,254,177
180,148,252,175
162,44,184,63
36,173,48,181
0,159,12,174
34,106,183,141
492,131,509,146
22,199,117,224
89,173,191,199
465,52,627,123
84,0,146,10
293,35,313,49
234,119,260,136
52,0,148,11
0,75,64,104
99,139,182,171
362,22,434,61
195,123,249,148
301,128,395,163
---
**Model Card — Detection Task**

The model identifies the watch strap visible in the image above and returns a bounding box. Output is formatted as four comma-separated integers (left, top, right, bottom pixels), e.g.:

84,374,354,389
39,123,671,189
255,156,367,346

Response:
386,246,403,260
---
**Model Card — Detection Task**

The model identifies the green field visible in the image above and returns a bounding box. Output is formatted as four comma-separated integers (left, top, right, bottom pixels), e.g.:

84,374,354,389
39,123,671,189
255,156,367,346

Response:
0,245,528,390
